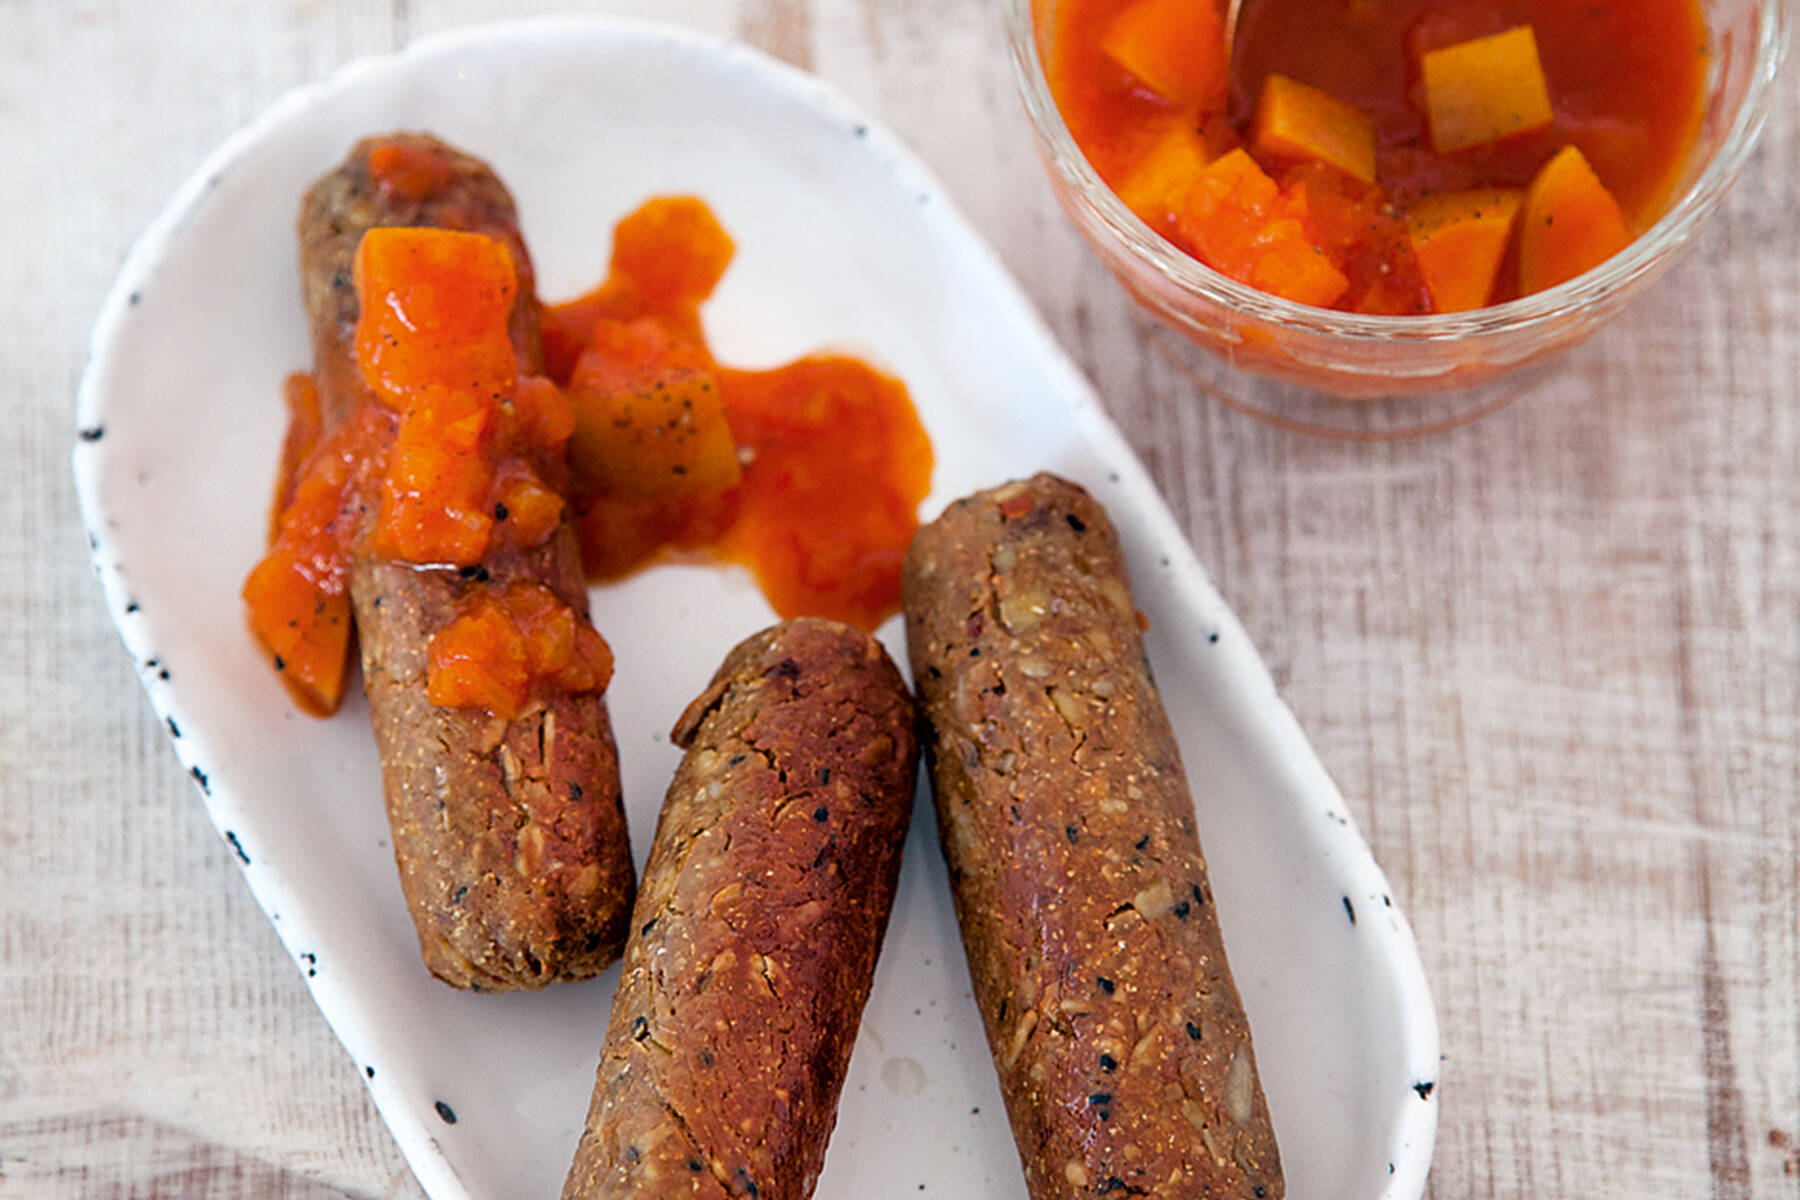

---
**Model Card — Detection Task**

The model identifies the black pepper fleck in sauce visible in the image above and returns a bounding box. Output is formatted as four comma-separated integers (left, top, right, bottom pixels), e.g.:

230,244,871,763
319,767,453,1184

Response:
1097,976,1115,995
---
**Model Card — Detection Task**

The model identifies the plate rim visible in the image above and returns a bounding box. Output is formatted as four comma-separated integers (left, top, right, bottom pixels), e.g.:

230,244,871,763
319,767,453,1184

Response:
71,14,1440,1200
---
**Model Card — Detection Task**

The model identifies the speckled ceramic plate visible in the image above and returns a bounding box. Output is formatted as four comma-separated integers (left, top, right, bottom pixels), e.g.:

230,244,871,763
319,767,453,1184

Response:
73,16,1437,1200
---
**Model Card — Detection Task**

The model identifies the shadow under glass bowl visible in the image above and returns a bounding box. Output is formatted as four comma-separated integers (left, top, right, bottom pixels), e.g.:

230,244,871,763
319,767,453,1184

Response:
1006,0,1790,438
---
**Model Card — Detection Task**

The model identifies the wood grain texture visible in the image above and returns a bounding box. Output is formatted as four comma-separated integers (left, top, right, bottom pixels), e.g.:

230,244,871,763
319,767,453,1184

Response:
3,1,1796,1198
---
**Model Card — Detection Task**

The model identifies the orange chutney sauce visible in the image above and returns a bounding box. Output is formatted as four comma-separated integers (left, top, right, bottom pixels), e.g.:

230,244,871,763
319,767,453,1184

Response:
543,197,933,632
246,223,611,720
1046,0,1709,310
249,181,930,722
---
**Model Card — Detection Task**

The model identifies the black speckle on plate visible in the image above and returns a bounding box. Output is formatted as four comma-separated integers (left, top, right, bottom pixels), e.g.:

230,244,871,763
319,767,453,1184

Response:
78,426,105,443
1343,896,1357,925
1413,1080,1435,1100
435,1100,457,1124
366,1065,375,1078
166,716,180,738
223,829,248,864
190,765,210,794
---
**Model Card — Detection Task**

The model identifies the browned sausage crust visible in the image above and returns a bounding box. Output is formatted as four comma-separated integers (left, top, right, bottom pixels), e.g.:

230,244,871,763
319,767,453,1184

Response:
561,617,917,1200
297,133,635,989
902,474,1282,1200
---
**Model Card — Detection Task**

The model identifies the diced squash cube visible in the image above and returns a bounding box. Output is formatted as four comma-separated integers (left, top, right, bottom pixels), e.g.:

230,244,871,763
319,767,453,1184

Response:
1517,145,1632,293
1177,149,1280,273
1175,150,1349,308
566,318,741,500
1114,115,1212,226
242,549,353,717
1407,188,1524,312
1421,25,1555,154
1247,222,1353,308
352,227,518,407
1251,74,1378,183
1100,0,1230,111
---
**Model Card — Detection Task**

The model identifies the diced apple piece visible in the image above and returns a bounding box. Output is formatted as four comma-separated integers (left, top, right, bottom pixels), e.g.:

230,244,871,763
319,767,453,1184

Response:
1517,145,1632,293
1421,25,1555,154
1101,0,1230,111
1251,74,1378,183
1114,115,1212,226
1407,188,1524,312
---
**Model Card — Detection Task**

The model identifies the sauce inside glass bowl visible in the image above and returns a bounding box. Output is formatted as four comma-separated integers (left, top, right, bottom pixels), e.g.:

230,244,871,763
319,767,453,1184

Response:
1045,0,1709,313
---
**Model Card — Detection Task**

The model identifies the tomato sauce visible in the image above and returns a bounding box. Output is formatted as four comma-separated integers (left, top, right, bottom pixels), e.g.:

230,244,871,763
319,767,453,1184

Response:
246,225,601,718
545,197,933,632
1045,0,1708,311
250,187,930,721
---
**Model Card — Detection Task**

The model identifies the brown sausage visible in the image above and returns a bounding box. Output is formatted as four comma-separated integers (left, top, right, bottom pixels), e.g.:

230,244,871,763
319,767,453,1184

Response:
902,473,1283,1200
561,617,917,1200
297,133,635,989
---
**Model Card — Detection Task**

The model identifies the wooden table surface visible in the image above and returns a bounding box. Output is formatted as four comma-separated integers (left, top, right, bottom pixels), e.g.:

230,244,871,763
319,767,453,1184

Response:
5,1,1796,1196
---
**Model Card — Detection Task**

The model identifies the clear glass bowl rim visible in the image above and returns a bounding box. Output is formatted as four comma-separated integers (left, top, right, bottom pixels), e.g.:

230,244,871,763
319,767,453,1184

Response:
1005,0,1792,345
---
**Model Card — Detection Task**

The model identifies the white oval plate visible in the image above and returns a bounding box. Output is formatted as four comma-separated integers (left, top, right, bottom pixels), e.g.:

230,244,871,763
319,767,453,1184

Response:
73,16,1437,1200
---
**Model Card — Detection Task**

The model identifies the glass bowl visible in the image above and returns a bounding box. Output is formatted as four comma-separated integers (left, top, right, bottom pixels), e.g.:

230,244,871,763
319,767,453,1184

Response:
1007,0,1790,437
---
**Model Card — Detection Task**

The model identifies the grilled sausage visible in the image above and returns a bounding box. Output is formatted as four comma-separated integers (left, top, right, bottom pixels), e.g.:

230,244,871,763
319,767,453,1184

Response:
561,618,917,1200
297,133,635,989
902,474,1283,1200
